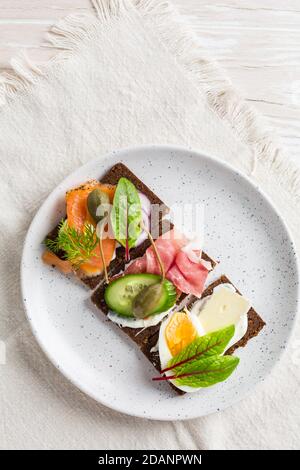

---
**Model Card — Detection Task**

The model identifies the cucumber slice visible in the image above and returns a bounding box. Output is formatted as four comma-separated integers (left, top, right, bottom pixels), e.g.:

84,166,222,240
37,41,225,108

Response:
104,273,177,317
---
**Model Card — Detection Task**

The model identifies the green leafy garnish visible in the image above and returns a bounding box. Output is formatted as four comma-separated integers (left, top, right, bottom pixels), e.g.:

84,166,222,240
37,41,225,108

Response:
153,325,240,388
111,177,142,260
45,219,99,268
173,355,239,388
166,325,235,373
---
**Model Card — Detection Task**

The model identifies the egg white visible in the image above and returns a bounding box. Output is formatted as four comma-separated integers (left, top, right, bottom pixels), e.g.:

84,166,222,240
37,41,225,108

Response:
158,310,206,393
157,284,249,393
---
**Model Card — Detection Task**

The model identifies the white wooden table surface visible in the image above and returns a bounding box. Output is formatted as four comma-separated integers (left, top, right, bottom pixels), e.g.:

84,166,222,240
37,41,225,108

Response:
1,0,299,166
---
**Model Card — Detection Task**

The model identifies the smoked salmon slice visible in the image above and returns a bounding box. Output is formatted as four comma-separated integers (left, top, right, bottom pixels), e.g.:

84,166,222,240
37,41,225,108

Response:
66,180,116,277
43,181,116,277
66,180,115,231
42,250,73,274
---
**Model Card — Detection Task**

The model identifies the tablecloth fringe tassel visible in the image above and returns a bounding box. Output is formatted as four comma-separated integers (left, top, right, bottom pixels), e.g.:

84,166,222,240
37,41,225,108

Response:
0,0,299,200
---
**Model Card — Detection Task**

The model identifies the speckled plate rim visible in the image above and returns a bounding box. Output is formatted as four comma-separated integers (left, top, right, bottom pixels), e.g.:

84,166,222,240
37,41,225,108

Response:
20,144,299,421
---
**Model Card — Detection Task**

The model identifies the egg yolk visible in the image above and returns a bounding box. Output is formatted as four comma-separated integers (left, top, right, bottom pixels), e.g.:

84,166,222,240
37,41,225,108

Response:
165,311,197,357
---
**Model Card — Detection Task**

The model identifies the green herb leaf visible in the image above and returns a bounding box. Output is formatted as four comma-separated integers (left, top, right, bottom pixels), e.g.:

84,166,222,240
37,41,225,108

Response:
174,355,240,388
111,177,142,251
165,325,235,374
44,219,99,268
162,325,239,388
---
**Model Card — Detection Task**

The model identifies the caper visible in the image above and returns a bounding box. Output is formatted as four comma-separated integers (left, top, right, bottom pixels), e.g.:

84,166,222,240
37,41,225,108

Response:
132,282,164,319
87,189,110,223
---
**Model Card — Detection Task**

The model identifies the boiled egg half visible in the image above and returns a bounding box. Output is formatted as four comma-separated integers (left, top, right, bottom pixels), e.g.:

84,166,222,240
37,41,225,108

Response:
158,310,205,393
158,284,251,392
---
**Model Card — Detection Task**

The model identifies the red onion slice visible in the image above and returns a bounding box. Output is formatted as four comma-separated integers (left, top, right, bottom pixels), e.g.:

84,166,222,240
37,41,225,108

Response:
138,192,151,215
135,193,151,247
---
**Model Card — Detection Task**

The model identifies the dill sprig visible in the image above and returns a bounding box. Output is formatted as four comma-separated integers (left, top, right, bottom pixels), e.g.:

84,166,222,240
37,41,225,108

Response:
45,219,99,268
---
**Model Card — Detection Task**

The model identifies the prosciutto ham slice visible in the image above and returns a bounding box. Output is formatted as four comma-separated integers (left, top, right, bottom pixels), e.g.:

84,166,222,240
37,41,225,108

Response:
125,230,210,297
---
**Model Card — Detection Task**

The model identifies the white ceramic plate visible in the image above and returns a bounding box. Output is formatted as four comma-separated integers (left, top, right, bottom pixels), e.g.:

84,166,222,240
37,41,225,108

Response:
21,145,299,420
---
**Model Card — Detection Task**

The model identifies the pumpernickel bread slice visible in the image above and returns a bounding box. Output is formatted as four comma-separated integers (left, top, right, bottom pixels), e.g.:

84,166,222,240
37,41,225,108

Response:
141,276,265,392
45,162,171,289
91,275,265,395
82,216,173,289
91,281,186,395
45,162,217,290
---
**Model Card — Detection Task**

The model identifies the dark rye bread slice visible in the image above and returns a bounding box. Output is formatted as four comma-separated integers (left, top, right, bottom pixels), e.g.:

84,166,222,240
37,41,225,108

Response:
90,241,217,393
91,243,218,318
101,164,217,274
83,163,171,288
91,281,186,395
46,162,217,290
83,217,172,289
91,275,265,396
101,163,167,207
45,162,170,290
143,276,265,378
